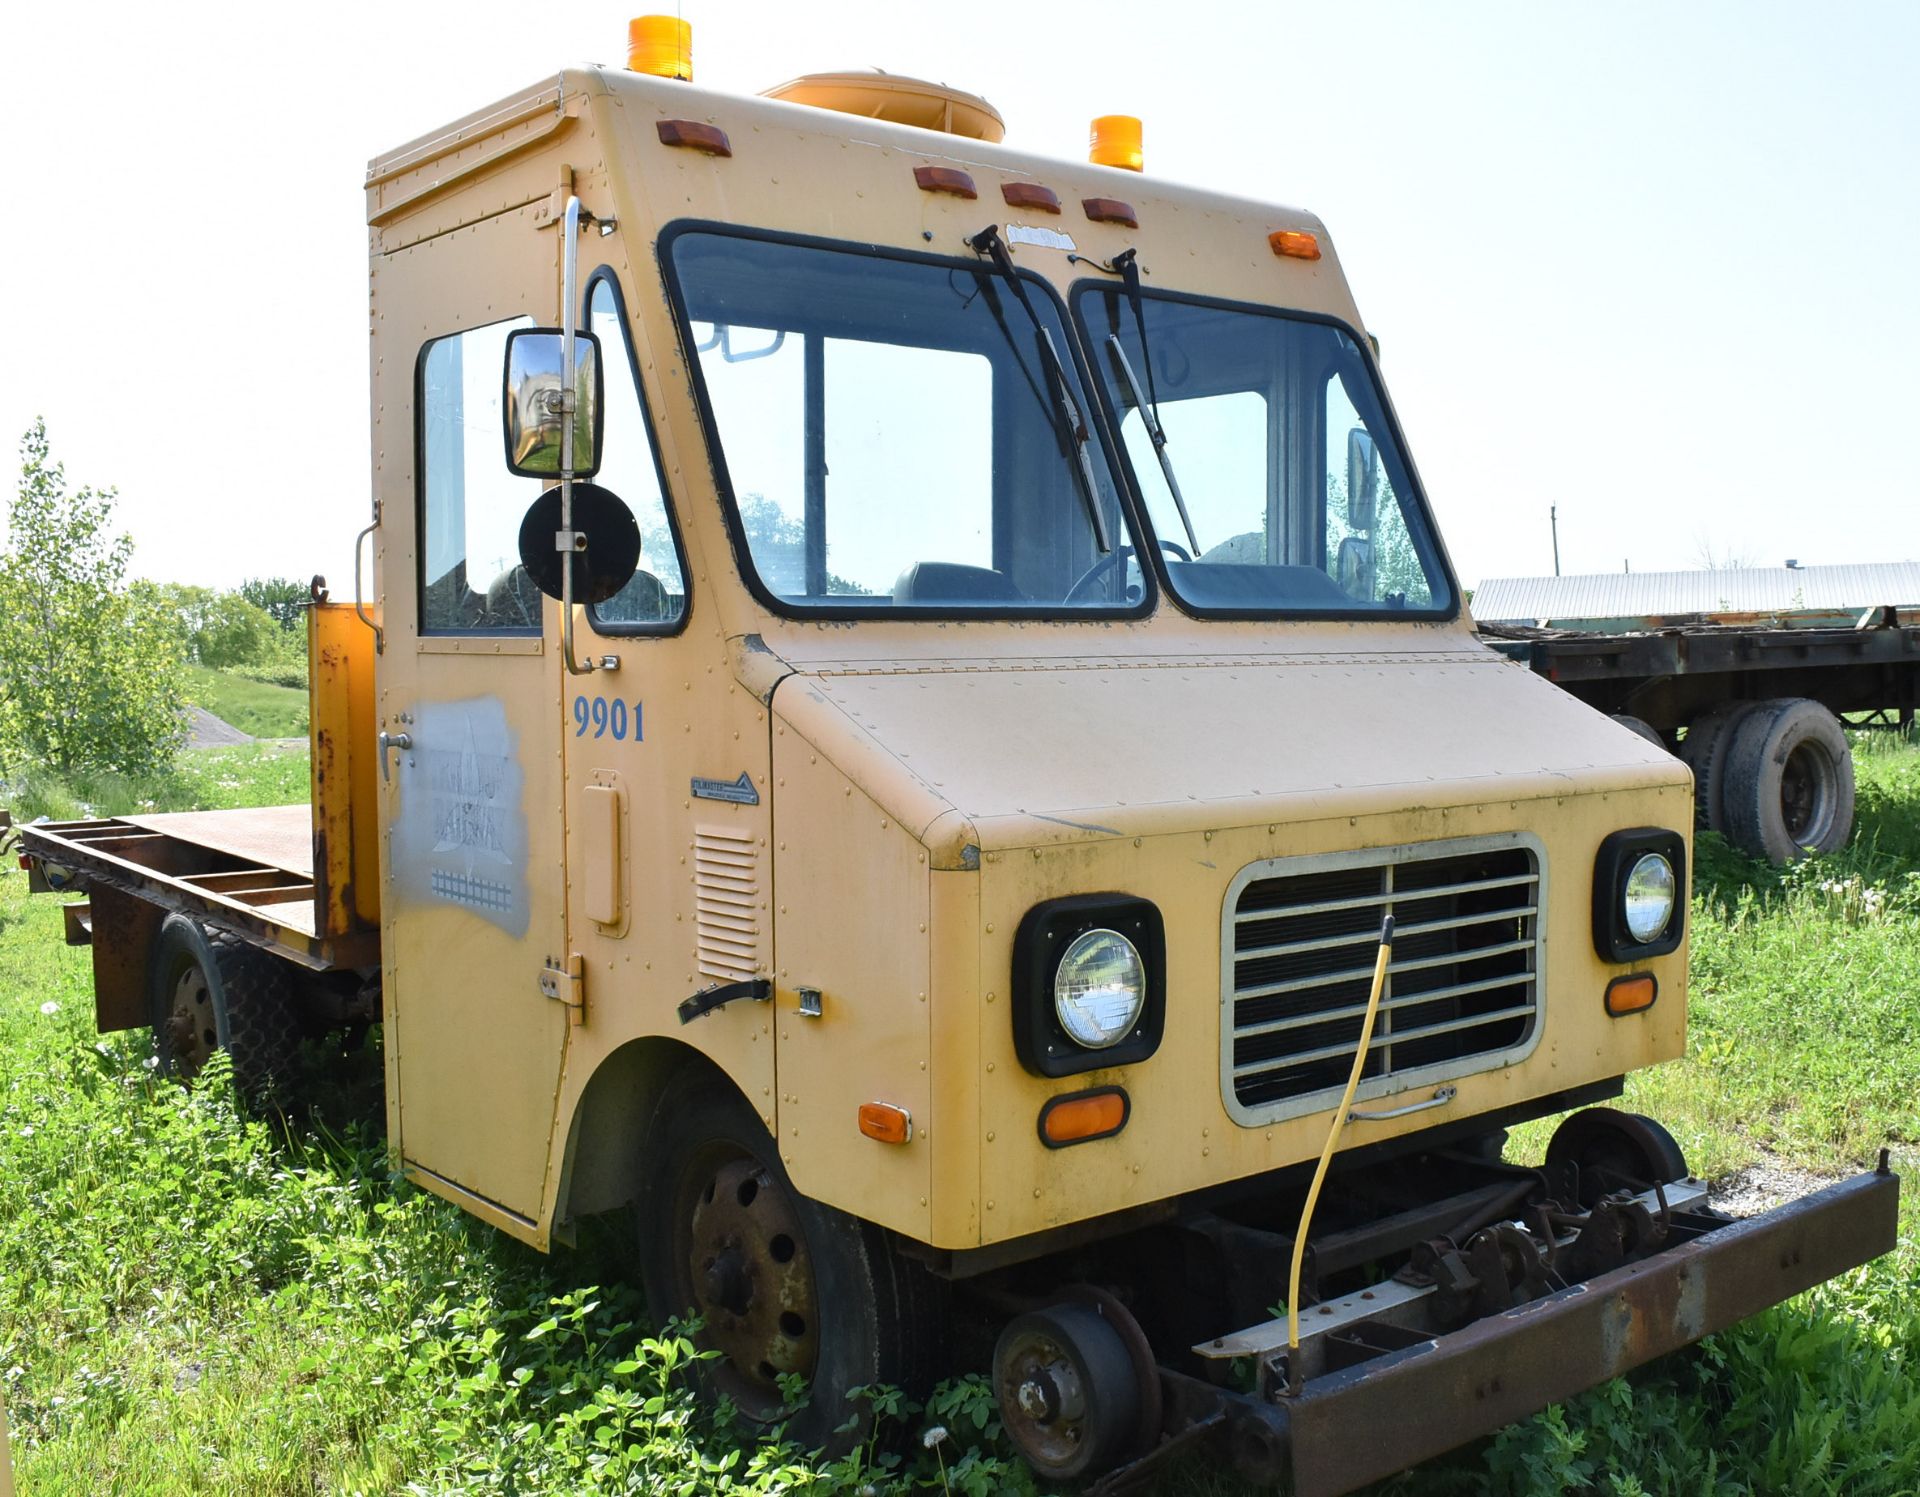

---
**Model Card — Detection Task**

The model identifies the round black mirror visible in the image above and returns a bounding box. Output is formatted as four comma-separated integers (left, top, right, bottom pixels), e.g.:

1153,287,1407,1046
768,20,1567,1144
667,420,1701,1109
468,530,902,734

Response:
517,483,642,604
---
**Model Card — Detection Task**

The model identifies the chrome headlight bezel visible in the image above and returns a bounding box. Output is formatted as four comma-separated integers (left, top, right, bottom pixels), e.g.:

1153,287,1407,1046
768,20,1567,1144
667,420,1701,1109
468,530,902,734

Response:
1592,828,1686,962
1013,894,1165,1077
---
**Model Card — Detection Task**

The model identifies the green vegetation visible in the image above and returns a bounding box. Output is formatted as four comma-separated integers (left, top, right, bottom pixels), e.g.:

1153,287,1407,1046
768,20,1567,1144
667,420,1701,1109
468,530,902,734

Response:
0,740,1914,1494
184,665,309,741
161,585,308,690
0,421,186,778
0,743,308,823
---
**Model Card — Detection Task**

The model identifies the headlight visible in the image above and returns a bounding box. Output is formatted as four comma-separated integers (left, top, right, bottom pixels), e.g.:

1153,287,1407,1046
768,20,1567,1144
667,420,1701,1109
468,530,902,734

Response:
1592,829,1686,962
1053,929,1146,1049
1622,853,1676,942
1013,894,1166,1077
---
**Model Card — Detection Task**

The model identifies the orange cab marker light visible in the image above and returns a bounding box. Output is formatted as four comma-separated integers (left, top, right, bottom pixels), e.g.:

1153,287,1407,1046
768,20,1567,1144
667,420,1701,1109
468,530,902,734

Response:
1089,114,1144,172
914,165,978,200
1083,196,1138,229
1270,229,1321,261
1605,973,1658,1017
858,1101,914,1145
628,15,693,81
657,120,731,157
1039,1086,1130,1148
1002,181,1062,213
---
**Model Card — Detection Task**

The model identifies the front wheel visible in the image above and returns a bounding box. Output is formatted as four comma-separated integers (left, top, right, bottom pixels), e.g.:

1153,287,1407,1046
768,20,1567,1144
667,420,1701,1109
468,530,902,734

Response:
633,1067,946,1451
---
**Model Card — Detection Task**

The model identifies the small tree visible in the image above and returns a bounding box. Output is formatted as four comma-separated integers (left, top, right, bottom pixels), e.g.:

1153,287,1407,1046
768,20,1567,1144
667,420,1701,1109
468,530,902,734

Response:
239,576,309,633
0,420,187,778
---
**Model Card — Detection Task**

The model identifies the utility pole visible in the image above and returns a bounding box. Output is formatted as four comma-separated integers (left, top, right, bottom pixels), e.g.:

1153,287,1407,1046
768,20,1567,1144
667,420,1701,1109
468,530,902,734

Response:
1550,505,1561,577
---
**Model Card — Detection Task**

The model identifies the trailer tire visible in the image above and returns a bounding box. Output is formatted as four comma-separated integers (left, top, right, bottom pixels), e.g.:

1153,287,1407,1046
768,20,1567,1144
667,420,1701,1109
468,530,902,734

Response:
1610,715,1667,750
633,1067,947,1453
1721,698,1854,863
1679,702,1764,832
147,914,300,1099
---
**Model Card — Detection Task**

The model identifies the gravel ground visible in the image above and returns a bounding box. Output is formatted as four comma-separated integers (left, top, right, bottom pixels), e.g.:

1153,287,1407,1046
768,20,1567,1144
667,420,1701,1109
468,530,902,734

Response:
185,707,251,748
1709,1156,1839,1216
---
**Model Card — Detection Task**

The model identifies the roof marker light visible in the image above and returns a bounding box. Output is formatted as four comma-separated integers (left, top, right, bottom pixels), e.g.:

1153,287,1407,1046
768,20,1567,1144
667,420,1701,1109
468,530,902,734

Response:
1002,182,1062,213
1090,115,1143,172
1270,229,1322,261
914,165,979,199
628,15,692,81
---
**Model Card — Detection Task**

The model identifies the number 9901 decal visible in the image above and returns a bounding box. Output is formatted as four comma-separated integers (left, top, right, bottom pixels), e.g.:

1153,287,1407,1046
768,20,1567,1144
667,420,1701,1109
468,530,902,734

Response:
572,695,644,741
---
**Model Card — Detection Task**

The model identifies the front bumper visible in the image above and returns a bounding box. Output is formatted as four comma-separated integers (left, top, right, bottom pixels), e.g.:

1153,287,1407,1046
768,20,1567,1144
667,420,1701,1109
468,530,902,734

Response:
1144,1161,1899,1497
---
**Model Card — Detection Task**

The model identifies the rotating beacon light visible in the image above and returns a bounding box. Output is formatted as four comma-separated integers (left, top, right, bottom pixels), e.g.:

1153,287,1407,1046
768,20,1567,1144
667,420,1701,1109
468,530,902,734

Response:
628,15,693,81
1089,114,1143,171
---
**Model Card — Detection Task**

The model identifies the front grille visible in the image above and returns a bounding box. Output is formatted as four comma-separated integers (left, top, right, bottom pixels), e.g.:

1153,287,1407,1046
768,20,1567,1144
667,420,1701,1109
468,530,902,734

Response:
1223,835,1543,1122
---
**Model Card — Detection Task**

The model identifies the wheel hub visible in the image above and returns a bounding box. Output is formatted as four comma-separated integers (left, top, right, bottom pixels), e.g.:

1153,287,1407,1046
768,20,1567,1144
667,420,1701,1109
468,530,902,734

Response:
166,965,216,1078
683,1154,818,1407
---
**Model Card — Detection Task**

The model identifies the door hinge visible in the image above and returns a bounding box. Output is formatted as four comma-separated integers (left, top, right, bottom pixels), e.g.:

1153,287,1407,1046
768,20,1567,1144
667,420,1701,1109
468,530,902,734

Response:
539,953,586,1025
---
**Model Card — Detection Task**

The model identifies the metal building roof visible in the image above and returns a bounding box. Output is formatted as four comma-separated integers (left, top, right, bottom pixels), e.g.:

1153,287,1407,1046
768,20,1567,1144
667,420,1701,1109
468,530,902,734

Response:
1471,563,1920,629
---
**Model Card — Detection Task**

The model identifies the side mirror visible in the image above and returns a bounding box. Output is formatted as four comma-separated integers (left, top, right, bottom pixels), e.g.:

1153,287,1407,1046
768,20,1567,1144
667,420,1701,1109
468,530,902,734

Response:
1346,427,1380,531
516,482,642,604
503,329,604,479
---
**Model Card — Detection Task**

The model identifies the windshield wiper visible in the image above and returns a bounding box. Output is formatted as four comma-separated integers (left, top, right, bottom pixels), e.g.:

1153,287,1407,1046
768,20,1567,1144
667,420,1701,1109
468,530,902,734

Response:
966,225,1112,552
1107,249,1199,556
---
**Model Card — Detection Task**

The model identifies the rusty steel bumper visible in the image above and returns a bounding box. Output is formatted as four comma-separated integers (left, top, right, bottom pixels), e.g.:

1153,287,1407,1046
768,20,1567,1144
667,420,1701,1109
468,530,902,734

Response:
1276,1162,1899,1496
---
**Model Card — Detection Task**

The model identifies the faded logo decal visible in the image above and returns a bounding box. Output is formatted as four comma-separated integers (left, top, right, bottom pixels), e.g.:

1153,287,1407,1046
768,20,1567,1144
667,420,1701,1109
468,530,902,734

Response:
391,696,530,937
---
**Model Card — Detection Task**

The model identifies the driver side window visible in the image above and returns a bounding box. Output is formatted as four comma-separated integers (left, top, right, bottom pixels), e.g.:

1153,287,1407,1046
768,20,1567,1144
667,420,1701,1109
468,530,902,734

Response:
418,317,542,635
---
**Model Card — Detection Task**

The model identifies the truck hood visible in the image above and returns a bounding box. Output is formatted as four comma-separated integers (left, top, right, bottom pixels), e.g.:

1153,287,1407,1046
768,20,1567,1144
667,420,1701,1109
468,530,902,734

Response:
766,650,1688,868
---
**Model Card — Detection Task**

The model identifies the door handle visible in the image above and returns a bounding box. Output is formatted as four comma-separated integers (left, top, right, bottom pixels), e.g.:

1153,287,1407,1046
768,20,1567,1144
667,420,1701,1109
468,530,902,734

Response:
378,730,412,783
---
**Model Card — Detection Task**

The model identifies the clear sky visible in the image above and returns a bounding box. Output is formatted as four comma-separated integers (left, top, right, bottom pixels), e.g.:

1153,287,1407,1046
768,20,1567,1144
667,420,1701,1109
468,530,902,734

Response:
3,1,1915,595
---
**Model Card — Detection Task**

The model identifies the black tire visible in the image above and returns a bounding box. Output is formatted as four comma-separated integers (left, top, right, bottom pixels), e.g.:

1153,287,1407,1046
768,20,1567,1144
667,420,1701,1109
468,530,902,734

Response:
994,1302,1143,1483
1610,715,1668,751
1721,698,1855,863
1679,702,1764,832
633,1065,947,1452
147,913,300,1098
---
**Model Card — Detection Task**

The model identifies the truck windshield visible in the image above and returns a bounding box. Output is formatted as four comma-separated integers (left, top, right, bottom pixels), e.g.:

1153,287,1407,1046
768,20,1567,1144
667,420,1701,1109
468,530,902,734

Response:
1074,285,1454,618
666,231,1145,615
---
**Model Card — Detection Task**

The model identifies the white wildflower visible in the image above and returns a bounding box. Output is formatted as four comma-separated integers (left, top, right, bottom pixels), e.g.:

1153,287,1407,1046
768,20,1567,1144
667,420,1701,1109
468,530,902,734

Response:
39,1001,60,1016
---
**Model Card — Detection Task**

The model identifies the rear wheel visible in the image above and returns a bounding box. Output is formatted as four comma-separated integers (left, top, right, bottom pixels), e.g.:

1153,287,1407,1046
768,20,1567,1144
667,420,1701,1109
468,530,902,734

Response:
1610,714,1667,751
634,1067,946,1451
146,913,299,1098
1679,702,1763,832
1721,698,1854,862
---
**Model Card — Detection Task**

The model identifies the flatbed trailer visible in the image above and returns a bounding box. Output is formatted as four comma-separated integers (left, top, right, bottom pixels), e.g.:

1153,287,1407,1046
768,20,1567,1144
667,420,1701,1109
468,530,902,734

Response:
1480,615,1920,861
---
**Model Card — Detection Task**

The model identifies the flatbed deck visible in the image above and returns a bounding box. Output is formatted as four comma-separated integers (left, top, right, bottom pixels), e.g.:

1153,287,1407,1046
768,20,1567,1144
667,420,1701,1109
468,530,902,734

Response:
19,803,372,970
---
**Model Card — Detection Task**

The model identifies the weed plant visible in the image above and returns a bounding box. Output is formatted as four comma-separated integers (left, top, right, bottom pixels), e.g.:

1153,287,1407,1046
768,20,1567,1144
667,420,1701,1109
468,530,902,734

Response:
0,742,1914,1493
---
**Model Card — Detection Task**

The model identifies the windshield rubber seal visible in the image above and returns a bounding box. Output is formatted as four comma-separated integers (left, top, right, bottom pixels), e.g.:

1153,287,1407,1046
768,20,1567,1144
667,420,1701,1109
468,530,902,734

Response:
1068,280,1463,625
656,218,1156,624
580,264,695,639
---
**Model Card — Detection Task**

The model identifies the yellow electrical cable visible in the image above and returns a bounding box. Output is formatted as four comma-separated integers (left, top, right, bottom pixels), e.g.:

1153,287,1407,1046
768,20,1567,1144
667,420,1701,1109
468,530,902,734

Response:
1285,913,1394,1376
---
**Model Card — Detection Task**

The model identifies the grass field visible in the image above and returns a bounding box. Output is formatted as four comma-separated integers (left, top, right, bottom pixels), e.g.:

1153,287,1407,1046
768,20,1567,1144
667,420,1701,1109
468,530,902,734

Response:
0,741,1914,1494
183,665,308,741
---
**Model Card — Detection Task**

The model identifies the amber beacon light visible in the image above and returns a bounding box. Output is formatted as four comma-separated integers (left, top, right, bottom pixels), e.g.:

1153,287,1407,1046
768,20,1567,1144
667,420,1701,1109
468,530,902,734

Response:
1089,114,1144,171
628,15,693,80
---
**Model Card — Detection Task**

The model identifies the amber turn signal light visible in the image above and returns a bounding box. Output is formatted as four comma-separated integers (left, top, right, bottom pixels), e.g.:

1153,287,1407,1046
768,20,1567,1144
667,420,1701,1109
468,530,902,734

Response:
1269,229,1322,261
1605,973,1658,1017
857,1101,913,1145
1038,1086,1130,1148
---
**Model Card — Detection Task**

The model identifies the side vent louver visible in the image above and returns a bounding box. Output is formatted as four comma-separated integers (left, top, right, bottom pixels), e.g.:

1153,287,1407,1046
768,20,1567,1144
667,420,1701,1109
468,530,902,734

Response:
694,824,760,981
